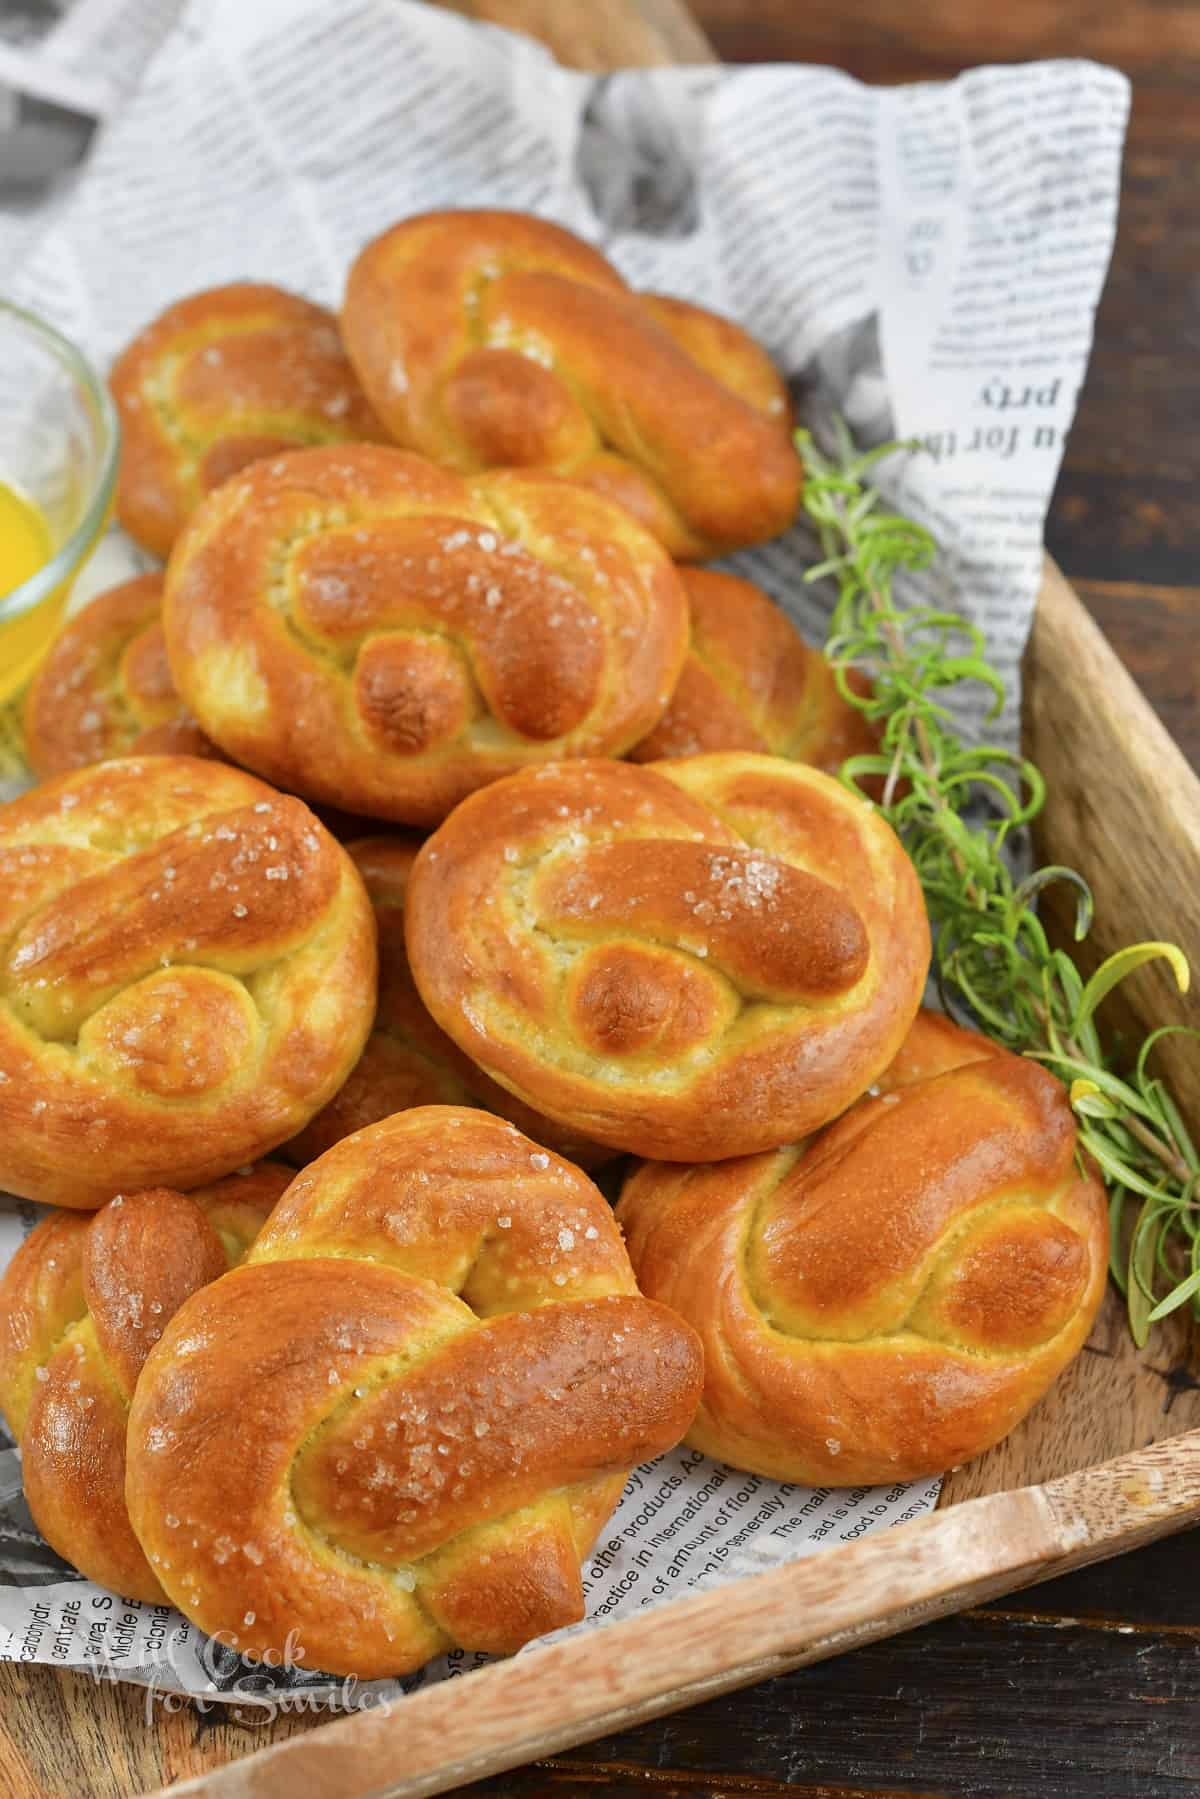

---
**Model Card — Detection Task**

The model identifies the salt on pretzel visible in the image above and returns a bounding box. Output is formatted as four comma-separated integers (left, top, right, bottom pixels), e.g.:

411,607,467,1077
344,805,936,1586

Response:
126,1109,703,1676
406,754,930,1160
0,756,376,1207
162,444,689,824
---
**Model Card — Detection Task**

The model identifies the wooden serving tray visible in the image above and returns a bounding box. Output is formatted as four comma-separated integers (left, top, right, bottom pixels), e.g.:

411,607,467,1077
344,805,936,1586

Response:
4,3,1200,1794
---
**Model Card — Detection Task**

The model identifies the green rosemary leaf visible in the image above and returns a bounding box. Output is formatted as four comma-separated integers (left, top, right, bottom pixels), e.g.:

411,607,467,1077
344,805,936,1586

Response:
1074,943,1191,1037
1145,1267,1200,1323
1010,868,1093,941
1108,1186,1130,1294
1153,1079,1200,1175
1079,1129,1175,1202
1130,1206,1170,1347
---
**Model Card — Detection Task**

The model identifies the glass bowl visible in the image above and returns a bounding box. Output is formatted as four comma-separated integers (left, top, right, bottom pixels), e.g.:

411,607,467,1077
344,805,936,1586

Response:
0,299,120,703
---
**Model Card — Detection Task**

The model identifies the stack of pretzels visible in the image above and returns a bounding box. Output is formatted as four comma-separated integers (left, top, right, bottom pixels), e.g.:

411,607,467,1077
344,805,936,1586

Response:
0,209,1107,1680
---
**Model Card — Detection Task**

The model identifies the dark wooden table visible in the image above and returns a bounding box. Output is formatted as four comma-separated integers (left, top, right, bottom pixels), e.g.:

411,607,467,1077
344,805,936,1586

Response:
473,6,1200,1796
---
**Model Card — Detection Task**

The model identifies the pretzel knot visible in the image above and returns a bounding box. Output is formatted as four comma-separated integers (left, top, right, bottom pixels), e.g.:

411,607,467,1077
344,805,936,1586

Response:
0,1167,289,1599
163,444,690,825
126,1109,704,1678
23,575,215,778
111,283,387,557
0,756,376,1207
341,210,802,559
405,755,931,1160
617,1018,1110,1483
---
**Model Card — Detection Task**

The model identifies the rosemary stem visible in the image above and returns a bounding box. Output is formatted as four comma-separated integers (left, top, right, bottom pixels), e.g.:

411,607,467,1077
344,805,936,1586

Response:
826,489,979,902
801,422,1199,1342
1114,1110,1192,1185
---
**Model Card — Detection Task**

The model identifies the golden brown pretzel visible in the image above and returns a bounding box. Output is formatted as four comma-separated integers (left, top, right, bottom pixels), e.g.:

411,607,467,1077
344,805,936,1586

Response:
126,1108,703,1677
111,283,386,558
289,837,609,1167
341,210,801,559
0,1164,290,1599
630,568,879,769
0,755,376,1208
23,574,215,778
617,1014,1109,1483
162,443,689,824
405,754,929,1160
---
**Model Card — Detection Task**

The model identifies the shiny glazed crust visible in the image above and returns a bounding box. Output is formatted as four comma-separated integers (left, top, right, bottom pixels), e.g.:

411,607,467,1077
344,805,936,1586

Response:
405,754,930,1160
111,283,386,557
630,568,879,767
23,574,214,777
289,837,610,1167
341,210,801,559
0,1165,290,1599
162,444,690,825
0,755,377,1207
617,1015,1109,1483
125,1108,704,1678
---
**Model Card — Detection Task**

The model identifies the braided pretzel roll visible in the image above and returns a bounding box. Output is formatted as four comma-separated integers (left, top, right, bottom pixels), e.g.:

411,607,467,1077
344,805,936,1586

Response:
630,568,878,769
341,210,801,560
289,837,609,1167
125,1108,703,1677
0,756,376,1208
111,283,386,558
406,755,929,1161
162,443,689,824
617,1014,1109,1483
23,574,216,778
0,1164,290,1600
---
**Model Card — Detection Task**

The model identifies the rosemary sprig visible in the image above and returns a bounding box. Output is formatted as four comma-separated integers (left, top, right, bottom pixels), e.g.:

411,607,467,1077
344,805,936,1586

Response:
799,420,1200,1345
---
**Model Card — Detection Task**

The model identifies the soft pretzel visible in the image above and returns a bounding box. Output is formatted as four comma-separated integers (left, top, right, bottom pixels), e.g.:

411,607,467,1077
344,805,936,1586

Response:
23,574,215,778
0,1164,290,1600
289,837,609,1167
341,210,801,559
111,283,386,558
405,754,929,1160
126,1108,703,1677
0,755,376,1207
617,1014,1109,1482
162,444,689,824
630,568,879,769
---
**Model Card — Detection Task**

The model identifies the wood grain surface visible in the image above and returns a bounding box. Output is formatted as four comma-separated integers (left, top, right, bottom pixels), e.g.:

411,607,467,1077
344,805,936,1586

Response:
3,3,1200,1797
